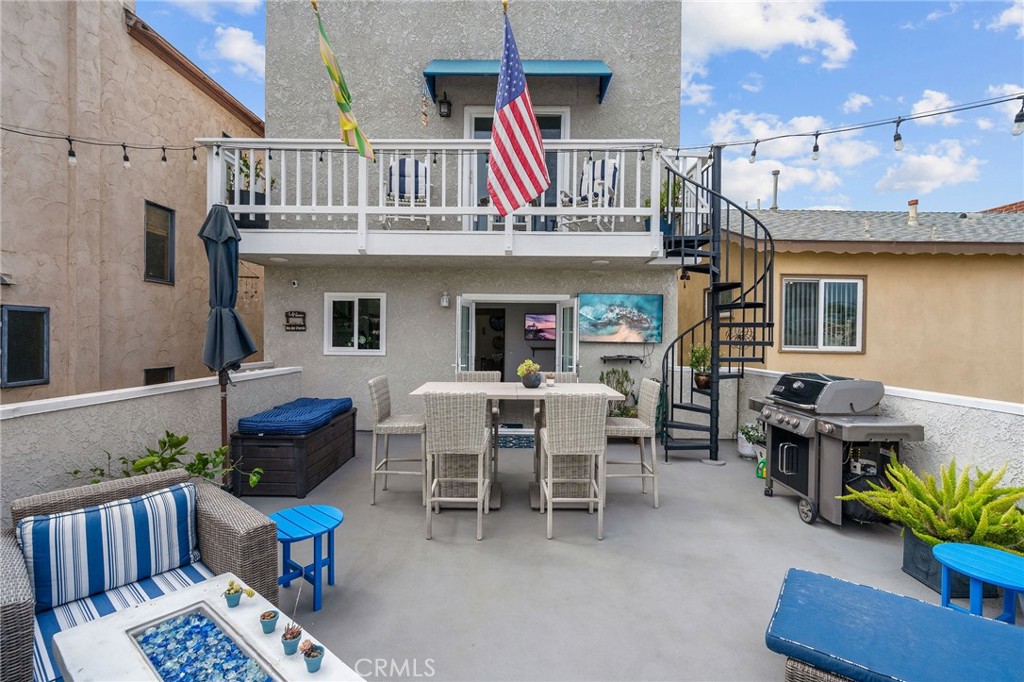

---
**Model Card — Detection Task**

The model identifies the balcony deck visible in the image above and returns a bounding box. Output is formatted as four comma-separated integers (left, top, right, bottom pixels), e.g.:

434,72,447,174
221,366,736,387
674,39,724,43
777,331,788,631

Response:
200,138,705,268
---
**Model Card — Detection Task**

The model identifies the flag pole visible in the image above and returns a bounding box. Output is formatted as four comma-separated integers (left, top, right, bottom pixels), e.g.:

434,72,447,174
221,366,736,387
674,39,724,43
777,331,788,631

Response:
503,0,507,13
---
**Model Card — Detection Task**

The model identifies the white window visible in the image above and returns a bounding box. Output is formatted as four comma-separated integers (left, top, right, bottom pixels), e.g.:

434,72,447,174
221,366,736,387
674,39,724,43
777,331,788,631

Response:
323,293,386,355
782,278,864,352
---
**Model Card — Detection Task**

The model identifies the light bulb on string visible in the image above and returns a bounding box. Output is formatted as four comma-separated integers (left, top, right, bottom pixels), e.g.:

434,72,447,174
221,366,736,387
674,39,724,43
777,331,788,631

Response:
122,143,131,169
748,140,758,164
893,118,904,152
161,147,167,166
66,137,76,167
1013,99,1024,136
192,147,198,165
811,133,820,161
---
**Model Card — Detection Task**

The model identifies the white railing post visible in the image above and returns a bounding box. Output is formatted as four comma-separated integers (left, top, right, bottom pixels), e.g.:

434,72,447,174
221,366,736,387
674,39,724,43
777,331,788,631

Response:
649,152,662,256
504,214,514,254
206,144,225,210
357,156,368,254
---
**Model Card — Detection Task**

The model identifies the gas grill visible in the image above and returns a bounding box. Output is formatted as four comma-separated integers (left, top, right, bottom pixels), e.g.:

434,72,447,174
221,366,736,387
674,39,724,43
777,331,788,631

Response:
750,372,924,526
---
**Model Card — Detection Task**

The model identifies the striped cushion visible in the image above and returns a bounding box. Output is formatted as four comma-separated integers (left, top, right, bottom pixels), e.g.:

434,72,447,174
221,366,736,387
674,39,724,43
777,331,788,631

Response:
387,157,427,199
33,562,214,682
17,482,200,613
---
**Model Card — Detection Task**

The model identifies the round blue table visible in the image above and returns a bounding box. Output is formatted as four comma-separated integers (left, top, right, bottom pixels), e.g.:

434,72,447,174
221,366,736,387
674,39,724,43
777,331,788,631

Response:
932,542,1024,624
268,505,344,612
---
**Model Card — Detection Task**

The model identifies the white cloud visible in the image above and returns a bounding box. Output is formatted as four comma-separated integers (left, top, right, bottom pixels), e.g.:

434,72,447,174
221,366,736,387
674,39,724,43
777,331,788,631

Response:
168,1,261,24
975,118,994,130
740,72,763,93
680,1,855,105
987,0,1024,38
986,83,1024,120
214,26,265,79
911,90,961,126
926,3,960,22
842,93,872,113
874,140,982,194
719,157,842,209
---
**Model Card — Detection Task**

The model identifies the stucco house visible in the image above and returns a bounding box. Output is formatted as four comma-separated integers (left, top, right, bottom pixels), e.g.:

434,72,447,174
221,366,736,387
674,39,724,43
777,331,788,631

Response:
686,206,1022,404
0,0,264,402
209,0,691,430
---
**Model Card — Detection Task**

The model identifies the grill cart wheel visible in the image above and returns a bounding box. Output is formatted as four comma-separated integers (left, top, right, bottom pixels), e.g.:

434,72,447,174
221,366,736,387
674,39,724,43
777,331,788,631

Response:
798,498,818,524
764,487,773,497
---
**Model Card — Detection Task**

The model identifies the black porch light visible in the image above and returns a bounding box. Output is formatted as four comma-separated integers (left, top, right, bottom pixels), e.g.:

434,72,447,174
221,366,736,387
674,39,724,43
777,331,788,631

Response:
438,91,452,118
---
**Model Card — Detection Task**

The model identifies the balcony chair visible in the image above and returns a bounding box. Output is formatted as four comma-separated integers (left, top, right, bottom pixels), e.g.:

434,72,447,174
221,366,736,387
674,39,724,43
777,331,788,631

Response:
539,392,608,540
368,376,427,506
383,157,429,229
558,158,619,232
456,371,501,474
604,377,660,508
423,392,492,541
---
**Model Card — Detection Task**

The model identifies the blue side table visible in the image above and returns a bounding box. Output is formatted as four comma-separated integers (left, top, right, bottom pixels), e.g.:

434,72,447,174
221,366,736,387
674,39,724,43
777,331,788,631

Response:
932,542,1024,624
268,505,344,612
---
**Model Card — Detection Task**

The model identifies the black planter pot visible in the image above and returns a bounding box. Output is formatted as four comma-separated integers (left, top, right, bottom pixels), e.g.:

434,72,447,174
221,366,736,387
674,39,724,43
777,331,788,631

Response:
901,532,998,598
229,191,269,229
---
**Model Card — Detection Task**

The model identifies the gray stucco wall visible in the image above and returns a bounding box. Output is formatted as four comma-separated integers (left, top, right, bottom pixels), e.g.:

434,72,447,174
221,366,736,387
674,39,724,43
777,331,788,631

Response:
263,265,675,429
0,368,302,527
266,0,680,144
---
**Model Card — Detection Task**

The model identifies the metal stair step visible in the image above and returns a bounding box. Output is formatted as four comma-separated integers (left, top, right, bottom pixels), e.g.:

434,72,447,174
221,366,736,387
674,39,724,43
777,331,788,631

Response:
662,438,713,451
718,371,744,380
672,402,712,414
711,281,742,292
717,301,765,310
720,356,764,363
719,321,774,328
720,339,773,347
683,263,718,275
665,420,711,432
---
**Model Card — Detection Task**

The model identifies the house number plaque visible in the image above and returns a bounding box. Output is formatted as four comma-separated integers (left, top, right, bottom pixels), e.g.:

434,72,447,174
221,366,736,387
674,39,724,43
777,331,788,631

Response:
285,311,306,332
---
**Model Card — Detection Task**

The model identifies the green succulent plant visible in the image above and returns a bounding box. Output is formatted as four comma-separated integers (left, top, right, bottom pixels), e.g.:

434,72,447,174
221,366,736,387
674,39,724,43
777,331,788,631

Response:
839,454,1024,556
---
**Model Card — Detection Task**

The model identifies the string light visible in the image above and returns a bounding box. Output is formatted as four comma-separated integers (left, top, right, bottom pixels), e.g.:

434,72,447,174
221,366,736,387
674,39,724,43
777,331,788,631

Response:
161,146,167,165
214,144,220,157
66,136,76,167
268,148,273,161
1013,98,1024,137
748,140,758,164
893,118,904,151
192,146,198,164
122,143,131,169
318,150,324,162
811,133,820,161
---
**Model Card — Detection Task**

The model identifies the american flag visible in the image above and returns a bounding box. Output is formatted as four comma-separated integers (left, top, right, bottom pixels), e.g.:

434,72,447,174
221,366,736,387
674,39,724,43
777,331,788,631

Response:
487,15,550,217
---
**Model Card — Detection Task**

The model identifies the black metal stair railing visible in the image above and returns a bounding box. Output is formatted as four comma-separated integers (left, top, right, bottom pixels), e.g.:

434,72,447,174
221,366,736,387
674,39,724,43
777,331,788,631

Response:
659,146,775,463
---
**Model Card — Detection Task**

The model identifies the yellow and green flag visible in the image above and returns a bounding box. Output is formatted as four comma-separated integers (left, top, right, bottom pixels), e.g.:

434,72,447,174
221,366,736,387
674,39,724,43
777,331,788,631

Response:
311,0,374,161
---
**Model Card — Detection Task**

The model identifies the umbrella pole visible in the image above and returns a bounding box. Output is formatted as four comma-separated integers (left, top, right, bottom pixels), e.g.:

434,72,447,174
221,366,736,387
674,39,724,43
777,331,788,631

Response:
219,369,229,448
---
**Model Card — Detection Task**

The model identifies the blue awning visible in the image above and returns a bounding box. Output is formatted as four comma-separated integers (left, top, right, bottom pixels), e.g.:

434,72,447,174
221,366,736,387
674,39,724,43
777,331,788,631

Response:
423,59,613,104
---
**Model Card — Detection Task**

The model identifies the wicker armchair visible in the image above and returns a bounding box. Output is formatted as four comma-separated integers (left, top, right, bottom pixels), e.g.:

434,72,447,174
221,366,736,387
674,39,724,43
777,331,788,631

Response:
539,393,608,540
369,375,427,505
605,377,661,508
1,470,278,682
423,392,492,541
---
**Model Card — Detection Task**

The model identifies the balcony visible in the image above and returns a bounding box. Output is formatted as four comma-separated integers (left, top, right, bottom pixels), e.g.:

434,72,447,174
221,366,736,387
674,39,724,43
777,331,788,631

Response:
199,138,702,268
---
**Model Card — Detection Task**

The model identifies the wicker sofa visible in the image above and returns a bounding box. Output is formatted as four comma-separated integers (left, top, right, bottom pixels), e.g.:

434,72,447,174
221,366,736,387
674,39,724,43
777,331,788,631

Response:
0,470,278,682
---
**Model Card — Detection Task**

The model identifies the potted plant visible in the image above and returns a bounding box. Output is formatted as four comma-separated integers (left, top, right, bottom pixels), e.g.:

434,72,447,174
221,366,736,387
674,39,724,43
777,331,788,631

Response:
517,359,542,389
644,177,683,236
599,368,637,418
737,423,765,459
281,622,303,655
259,609,279,634
689,343,711,389
222,579,255,608
225,152,273,229
839,455,1024,597
299,639,325,673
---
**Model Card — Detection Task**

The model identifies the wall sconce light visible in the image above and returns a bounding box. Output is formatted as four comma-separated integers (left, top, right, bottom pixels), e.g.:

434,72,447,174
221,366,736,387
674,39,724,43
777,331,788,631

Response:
440,291,451,308
438,92,452,118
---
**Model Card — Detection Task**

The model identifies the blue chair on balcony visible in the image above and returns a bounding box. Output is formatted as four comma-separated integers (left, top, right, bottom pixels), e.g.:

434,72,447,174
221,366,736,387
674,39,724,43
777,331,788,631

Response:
558,158,619,232
384,157,429,229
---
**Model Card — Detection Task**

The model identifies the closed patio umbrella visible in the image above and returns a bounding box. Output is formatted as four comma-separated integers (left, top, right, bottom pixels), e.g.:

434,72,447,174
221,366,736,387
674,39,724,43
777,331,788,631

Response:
199,204,257,446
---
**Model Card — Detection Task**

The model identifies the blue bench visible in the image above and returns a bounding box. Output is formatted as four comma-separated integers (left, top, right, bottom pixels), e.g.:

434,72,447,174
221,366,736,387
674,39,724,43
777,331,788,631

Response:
766,568,1024,682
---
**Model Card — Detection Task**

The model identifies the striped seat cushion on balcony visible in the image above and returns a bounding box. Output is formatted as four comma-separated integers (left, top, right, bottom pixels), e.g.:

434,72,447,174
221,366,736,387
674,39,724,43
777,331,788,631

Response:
387,157,427,200
33,561,214,682
237,396,353,435
16,482,199,613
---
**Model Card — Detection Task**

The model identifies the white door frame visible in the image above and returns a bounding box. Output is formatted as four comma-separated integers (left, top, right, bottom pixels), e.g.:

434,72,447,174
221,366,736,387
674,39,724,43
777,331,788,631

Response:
456,293,572,375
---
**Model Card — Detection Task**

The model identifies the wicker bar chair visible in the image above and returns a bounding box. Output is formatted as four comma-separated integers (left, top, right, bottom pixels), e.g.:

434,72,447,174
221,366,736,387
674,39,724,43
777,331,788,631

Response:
369,375,427,505
457,370,501,474
1,470,278,682
605,377,660,508
423,392,492,541
539,393,608,540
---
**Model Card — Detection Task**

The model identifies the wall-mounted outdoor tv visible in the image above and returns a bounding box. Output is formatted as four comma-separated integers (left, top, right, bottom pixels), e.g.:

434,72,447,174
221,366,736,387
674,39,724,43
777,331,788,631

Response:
525,313,556,341
579,293,663,343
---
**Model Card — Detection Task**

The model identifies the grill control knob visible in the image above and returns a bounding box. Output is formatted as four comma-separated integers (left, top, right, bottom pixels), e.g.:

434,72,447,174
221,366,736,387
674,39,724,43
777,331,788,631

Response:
788,417,799,426
821,423,834,435
776,414,785,423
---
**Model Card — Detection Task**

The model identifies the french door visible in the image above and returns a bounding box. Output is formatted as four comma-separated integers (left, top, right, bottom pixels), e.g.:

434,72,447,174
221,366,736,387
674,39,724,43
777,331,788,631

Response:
555,297,579,373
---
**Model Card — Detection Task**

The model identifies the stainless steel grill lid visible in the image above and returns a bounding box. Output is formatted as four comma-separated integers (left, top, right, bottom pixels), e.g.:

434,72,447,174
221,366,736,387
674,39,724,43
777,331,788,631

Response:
768,372,884,414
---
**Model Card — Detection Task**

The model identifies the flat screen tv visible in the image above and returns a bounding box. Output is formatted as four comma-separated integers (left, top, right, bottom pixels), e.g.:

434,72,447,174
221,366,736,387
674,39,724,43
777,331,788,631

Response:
524,313,556,341
579,293,663,343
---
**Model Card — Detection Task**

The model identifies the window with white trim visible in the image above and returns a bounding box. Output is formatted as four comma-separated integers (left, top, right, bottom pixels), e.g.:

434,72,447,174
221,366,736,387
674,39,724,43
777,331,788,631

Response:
324,293,385,355
782,277,864,352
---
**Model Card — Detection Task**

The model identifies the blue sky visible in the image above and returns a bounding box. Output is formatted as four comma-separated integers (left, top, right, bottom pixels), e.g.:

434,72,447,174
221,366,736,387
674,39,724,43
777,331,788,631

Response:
137,1,1023,212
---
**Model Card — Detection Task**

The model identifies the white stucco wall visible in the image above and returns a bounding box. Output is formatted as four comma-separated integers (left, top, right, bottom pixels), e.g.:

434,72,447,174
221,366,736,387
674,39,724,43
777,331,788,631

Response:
737,369,1024,488
0,368,302,527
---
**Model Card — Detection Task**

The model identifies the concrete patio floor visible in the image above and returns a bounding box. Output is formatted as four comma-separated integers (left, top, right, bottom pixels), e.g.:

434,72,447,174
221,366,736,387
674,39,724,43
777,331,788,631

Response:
241,433,978,681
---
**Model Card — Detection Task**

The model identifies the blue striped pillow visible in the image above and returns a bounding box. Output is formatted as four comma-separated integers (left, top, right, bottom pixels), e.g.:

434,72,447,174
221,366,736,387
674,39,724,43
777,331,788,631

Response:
16,482,200,613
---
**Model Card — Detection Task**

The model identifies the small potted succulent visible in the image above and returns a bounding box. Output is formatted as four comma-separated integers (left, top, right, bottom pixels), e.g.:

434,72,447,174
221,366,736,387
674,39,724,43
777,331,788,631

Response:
517,359,543,389
545,371,556,387
689,343,711,389
281,622,303,655
222,579,255,608
300,639,325,673
259,609,279,634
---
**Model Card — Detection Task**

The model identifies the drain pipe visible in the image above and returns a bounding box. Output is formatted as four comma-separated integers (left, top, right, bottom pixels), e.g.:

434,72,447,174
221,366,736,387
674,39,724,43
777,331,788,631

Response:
770,170,780,211
908,199,919,226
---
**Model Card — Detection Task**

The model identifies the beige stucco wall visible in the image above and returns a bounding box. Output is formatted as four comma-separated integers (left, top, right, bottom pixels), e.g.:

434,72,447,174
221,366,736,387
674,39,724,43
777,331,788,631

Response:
262,265,677,430
0,367,302,527
0,0,264,403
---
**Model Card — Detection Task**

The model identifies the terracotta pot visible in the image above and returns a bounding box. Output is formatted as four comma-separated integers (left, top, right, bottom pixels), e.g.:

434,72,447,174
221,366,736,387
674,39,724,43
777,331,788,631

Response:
694,373,711,389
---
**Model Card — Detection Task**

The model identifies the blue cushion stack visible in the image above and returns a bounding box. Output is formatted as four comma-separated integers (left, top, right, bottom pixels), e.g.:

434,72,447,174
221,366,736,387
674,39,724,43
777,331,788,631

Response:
237,397,353,436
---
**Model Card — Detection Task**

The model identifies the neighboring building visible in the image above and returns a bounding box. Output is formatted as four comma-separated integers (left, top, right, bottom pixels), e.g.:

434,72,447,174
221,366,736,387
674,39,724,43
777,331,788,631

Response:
983,201,1024,214
211,0,684,428
1,0,264,402
684,207,1023,403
